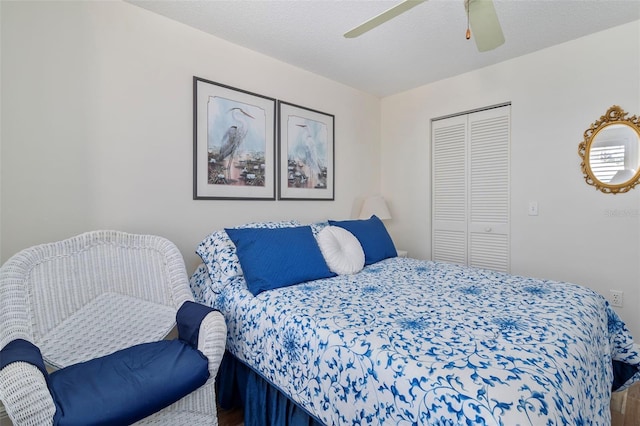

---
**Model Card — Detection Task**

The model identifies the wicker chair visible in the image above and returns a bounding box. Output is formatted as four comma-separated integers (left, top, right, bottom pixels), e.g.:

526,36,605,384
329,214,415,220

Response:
0,230,226,425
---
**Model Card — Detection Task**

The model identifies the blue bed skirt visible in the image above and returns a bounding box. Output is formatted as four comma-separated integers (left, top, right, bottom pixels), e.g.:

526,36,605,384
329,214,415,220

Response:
217,351,324,426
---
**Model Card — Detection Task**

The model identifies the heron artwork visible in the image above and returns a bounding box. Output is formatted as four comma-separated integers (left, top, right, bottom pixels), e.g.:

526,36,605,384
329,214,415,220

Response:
214,107,254,183
288,122,325,189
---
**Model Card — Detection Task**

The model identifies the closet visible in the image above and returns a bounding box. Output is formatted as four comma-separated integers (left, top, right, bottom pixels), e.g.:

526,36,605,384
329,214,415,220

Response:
431,104,511,272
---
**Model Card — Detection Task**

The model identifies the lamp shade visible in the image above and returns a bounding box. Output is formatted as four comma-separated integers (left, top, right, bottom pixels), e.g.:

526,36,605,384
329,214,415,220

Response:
358,195,391,220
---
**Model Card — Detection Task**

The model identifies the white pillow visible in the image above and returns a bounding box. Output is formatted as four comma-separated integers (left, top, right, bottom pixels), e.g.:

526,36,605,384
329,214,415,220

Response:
317,226,365,275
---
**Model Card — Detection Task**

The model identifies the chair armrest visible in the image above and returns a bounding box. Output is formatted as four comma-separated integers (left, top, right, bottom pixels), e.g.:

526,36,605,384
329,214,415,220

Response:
0,362,56,425
0,339,57,425
176,301,215,347
1,339,50,378
176,302,226,377
197,311,227,378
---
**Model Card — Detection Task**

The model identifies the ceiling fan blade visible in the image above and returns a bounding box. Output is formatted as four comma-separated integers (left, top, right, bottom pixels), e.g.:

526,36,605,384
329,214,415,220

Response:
344,0,428,38
466,0,505,52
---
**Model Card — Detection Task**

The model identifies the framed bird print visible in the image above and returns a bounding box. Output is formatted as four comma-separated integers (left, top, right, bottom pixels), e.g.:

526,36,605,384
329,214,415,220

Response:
277,101,335,200
193,76,276,200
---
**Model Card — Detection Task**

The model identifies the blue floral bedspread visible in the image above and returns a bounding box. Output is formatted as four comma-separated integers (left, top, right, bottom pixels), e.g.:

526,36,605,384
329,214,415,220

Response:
190,257,640,425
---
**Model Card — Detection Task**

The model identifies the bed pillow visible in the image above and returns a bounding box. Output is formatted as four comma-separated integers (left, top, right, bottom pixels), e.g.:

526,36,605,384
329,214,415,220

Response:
328,215,397,265
317,226,365,275
225,226,336,296
196,220,301,293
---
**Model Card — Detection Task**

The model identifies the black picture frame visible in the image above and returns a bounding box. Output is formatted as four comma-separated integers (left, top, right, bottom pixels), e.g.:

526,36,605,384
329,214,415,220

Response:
277,101,335,200
193,76,276,200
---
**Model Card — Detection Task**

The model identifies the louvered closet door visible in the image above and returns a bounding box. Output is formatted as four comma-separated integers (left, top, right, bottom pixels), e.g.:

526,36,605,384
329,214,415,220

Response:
468,107,510,272
431,105,510,272
432,115,468,265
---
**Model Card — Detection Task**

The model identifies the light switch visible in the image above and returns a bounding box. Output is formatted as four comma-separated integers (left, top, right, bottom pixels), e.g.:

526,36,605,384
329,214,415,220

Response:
528,201,538,216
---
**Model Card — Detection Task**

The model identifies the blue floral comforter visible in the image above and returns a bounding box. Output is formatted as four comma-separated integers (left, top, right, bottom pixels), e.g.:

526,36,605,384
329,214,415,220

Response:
190,257,640,425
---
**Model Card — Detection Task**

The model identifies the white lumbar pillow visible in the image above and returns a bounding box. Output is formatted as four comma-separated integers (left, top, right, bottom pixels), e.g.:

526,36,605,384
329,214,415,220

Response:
317,226,365,275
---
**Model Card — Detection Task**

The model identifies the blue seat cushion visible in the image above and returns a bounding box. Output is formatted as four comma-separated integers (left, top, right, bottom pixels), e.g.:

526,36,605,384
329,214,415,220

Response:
49,339,209,426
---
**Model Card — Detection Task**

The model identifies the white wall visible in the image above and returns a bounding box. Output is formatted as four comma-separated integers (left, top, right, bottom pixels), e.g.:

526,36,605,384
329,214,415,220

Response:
0,1,381,271
381,20,640,338
3,2,639,338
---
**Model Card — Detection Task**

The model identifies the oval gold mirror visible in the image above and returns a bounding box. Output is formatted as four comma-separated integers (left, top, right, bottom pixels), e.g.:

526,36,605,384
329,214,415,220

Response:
578,105,640,194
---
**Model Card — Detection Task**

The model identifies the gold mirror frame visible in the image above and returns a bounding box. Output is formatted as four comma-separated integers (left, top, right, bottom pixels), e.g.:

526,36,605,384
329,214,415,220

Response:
578,105,640,194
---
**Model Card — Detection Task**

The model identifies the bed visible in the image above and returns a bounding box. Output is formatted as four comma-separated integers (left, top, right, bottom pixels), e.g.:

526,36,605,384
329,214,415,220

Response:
189,218,640,425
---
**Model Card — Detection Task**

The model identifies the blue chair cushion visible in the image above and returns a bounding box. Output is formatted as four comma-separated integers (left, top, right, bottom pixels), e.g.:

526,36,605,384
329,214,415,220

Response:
49,339,209,426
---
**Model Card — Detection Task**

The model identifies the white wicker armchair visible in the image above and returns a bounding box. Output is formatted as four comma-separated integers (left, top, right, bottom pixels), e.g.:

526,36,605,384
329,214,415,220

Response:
0,230,226,425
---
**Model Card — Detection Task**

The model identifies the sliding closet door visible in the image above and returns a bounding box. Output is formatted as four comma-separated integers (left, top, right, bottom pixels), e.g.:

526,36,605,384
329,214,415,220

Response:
432,105,510,272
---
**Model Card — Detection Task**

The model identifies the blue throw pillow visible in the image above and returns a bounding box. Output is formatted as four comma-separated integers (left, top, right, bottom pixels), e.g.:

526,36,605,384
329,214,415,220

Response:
49,340,209,426
328,215,397,265
225,226,336,296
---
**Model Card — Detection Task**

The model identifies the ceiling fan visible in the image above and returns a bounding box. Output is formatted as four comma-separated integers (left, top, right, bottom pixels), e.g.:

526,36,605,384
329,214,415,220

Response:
344,0,505,52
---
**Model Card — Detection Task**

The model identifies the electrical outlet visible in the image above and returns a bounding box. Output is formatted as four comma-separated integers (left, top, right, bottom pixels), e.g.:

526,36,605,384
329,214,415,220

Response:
610,290,623,307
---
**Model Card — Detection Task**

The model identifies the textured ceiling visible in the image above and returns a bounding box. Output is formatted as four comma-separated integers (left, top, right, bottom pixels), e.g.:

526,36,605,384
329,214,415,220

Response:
126,0,640,97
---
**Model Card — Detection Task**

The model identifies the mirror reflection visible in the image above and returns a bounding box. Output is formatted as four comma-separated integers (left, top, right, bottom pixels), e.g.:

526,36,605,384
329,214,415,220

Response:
579,106,640,194
589,124,640,184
